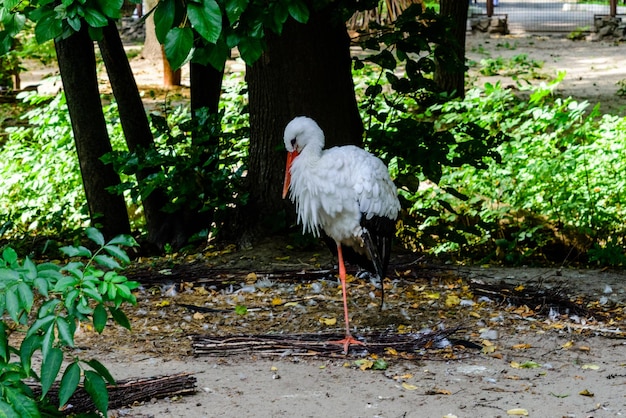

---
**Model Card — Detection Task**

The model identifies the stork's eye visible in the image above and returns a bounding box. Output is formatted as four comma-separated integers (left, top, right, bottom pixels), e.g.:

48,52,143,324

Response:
290,138,296,147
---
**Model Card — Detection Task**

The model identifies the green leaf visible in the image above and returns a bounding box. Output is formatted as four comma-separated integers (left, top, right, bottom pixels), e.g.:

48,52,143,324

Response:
0,268,19,281
37,262,62,274
84,370,109,415
26,316,55,340
115,283,133,300
5,289,20,322
2,248,17,265
33,278,50,298
17,282,34,312
67,15,82,31
106,282,117,301
86,359,116,385
38,299,61,318
106,234,137,247
83,7,108,27
59,362,81,407
22,257,37,280
41,347,63,398
225,0,248,24
154,0,175,44
0,323,8,363
164,27,194,70
194,38,229,71
20,334,42,377
86,227,105,246
93,303,107,333
188,0,222,44
287,0,309,24
372,358,388,370
81,287,103,303
95,0,122,19
54,276,79,292
65,289,80,311
93,254,121,270
237,36,263,65
369,50,397,70
109,306,131,330
3,387,39,418
41,320,55,360
0,399,20,418
235,305,247,315
34,10,63,43
60,245,92,258
56,316,75,347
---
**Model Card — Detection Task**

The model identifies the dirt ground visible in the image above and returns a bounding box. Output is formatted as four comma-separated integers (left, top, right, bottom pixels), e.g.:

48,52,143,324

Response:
77,250,626,418
18,33,626,417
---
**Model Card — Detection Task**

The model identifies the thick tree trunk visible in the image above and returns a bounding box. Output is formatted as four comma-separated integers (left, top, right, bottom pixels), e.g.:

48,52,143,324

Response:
55,28,130,239
238,5,362,244
434,0,469,99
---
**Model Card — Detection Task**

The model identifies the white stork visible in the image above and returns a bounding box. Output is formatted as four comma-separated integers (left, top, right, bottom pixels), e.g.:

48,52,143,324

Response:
282,116,401,353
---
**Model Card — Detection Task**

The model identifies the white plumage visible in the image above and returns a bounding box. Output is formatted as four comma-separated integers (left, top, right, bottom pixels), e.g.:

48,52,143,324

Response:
282,116,401,353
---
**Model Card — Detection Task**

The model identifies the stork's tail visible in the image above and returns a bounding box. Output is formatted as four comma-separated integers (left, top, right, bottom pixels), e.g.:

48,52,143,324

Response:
361,228,386,310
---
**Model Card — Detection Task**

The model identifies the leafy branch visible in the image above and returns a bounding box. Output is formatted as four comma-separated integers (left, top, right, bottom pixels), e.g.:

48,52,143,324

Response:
0,227,139,416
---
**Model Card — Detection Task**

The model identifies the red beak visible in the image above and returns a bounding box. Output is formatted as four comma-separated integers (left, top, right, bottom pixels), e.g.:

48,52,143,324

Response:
282,150,299,199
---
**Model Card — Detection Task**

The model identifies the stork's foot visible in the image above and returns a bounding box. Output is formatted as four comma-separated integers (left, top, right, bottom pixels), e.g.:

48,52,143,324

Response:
328,335,365,354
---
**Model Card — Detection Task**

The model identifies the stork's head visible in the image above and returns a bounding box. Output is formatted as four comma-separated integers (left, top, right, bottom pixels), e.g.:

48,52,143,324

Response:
282,116,325,199
283,116,325,154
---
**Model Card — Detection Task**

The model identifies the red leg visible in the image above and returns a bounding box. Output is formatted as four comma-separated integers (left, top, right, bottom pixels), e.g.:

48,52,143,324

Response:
328,244,364,354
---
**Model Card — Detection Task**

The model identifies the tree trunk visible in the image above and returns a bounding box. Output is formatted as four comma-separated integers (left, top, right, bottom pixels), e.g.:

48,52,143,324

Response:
434,0,469,99
141,0,161,61
141,0,180,87
99,21,183,249
55,28,131,239
190,62,223,113
162,45,182,87
238,5,362,244
100,22,221,250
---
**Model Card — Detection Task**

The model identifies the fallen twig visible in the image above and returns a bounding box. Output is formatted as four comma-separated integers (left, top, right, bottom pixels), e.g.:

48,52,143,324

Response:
191,327,472,358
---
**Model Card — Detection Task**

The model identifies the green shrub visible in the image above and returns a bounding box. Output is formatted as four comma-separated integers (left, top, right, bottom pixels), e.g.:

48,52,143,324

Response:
413,77,626,263
1,92,88,238
1,72,250,245
102,106,249,240
0,227,138,416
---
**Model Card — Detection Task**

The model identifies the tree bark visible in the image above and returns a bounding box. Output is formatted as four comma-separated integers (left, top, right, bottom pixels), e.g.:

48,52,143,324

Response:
141,0,180,87
99,21,187,249
141,0,161,61
239,5,362,244
162,45,182,87
190,62,223,113
434,0,469,99
55,28,130,239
